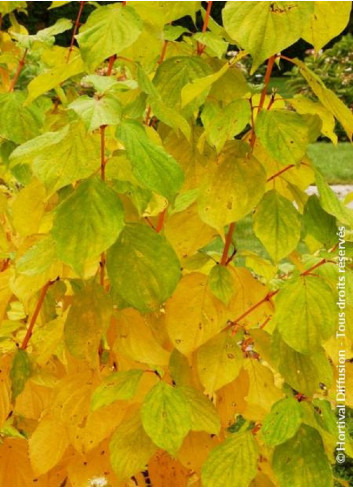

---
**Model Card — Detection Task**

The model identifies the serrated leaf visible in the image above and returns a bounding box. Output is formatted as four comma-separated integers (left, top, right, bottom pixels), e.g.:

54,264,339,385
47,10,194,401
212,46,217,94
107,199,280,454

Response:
261,397,302,446
10,349,31,399
273,424,333,486
275,275,336,354
209,265,234,305
302,2,352,51
201,431,258,487
10,122,100,195
76,4,142,70
254,190,301,262
68,95,122,132
223,2,314,71
107,223,180,312
141,381,192,455
91,370,143,411
179,386,220,435
110,412,156,480
198,144,266,233
197,332,243,393
256,110,309,165
117,120,184,201
165,272,227,355
52,176,124,274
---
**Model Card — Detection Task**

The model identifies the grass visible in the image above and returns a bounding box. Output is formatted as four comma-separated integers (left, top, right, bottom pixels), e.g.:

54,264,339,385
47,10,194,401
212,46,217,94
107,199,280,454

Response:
307,142,353,184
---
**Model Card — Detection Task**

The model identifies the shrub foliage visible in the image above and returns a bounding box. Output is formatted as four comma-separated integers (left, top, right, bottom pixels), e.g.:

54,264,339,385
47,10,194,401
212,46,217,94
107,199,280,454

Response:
0,1,352,487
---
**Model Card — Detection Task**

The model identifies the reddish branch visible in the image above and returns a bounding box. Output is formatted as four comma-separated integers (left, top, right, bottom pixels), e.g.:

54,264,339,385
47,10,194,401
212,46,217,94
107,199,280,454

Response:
249,55,276,148
220,223,235,266
155,208,167,233
8,49,27,92
267,164,295,182
227,253,334,333
197,1,213,55
100,125,107,286
67,1,85,62
21,281,54,349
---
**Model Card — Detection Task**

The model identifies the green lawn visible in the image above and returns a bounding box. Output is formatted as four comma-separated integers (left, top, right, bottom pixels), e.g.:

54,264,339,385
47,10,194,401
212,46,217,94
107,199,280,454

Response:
307,142,353,184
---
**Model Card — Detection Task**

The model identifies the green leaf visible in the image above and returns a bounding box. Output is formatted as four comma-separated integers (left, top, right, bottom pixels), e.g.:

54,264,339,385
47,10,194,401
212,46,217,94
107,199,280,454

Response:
68,95,122,132
197,332,243,393
16,236,57,276
302,2,352,51
141,381,191,455
116,120,184,201
256,110,309,165
275,275,336,354
261,398,302,446
52,176,124,274
64,283,111,364
198,143,266,233
201,99,251,153
179,386,221,435
254,190,301,262
222,2,314,70
294,59,353,140
201,431,258,487
76,4,142,70
275,334,331,396
26,54,84,104
10,349,31,399
315,170,353,227
10,122,100,195
130,2,200,28
273,425,333,486
153,56,211,109
0,92,42,144
107,223,180,312
91,370,143,411
290,95,337,144
303,195,337,248
181,60,229,108
110,412,156,480
209,265,234,305
194,31,228,58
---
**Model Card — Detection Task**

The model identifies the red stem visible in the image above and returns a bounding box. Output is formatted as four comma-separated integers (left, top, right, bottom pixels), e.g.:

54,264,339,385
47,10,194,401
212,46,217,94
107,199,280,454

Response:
197,1,213,55
8,49,27,92
107,55,116,75
21,281,53,349
67,1,85,62
250,55,276,148
267,164,295,182
100,125,107,286
155,208,167,233
220,222,235,266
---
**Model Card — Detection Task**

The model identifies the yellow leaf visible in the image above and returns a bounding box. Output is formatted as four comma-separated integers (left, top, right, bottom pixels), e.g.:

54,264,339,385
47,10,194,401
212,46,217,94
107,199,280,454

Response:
244,359,283,420
197,332,243,393
11,179,46,236
166,272,227,355
164,203,216,260
114,308,170,366
29,416,69,475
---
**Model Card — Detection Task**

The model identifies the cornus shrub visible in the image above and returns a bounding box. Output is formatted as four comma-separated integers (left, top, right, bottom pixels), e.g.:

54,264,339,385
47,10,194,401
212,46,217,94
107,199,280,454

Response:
0,0,353,486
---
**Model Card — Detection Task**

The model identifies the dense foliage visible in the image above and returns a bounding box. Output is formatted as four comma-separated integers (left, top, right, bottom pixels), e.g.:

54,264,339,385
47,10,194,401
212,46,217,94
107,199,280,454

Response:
0,1,353,487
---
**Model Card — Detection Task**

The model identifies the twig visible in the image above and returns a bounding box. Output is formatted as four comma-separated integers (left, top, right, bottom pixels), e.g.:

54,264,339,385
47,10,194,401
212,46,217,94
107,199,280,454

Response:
67,1,85,62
